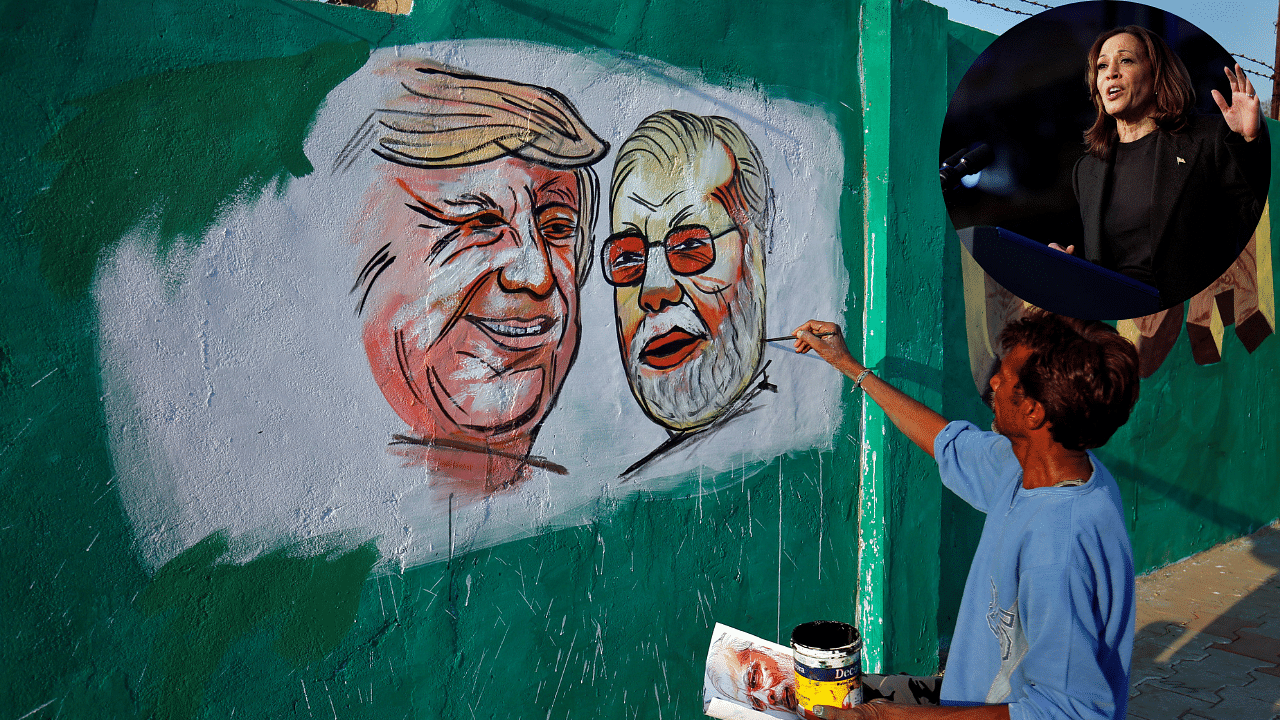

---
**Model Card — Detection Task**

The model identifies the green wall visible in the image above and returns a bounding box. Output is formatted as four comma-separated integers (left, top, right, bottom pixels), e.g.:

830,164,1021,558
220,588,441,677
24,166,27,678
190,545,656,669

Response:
937,19,996,656
856,0,951,675
1,1,881,718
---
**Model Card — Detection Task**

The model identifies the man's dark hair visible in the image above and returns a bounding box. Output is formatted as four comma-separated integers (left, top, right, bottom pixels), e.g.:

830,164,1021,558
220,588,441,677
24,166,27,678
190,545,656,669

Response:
999,310,1140,450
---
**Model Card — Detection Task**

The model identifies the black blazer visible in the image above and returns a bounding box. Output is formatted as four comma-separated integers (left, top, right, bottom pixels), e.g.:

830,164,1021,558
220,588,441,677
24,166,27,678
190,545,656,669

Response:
1073,114,1270,306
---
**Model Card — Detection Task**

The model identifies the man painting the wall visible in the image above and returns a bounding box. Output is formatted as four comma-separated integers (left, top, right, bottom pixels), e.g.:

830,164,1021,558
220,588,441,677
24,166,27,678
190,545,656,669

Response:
793,311,1139,720
604,110,772,476
345,61,608,497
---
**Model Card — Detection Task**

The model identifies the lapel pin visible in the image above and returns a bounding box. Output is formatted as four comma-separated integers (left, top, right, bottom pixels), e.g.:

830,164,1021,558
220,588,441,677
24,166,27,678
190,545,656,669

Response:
1177,156,1186,164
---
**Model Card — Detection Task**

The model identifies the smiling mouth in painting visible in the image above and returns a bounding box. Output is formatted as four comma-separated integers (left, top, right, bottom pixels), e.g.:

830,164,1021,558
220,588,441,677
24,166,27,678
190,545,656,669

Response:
640,328,706,370
467,315,559,351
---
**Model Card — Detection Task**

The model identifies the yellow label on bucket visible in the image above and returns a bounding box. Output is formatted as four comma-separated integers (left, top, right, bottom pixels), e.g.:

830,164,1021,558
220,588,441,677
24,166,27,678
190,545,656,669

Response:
795,673,859,705
794,663,861,719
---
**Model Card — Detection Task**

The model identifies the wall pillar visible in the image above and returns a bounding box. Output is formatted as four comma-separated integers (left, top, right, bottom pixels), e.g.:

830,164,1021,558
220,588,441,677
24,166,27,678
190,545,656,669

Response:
856,0,950,675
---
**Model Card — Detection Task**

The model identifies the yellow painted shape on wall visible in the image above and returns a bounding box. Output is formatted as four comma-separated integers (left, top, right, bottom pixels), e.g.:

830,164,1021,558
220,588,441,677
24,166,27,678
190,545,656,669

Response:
1116,317,1141,347
1187,289,1226,364
316,0,412,15
959,241,996,392
959,241,1032,392
1254,201,1274,329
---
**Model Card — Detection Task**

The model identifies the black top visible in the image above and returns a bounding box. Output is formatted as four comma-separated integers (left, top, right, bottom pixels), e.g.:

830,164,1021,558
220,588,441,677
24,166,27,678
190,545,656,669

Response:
1074,115,1271,309
1101,131,1158,287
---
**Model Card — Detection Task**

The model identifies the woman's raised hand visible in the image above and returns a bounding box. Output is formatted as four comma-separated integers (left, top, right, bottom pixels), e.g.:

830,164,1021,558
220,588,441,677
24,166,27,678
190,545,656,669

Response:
1212,63,1262,142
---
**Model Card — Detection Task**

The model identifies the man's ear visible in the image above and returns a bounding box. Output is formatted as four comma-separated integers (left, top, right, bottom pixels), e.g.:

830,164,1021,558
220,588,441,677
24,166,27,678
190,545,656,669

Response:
1022,396,1049,431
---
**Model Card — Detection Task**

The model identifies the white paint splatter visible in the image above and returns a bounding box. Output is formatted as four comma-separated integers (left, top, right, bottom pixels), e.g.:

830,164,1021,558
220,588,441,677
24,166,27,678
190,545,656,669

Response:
17,699,55,719
30,368,56,387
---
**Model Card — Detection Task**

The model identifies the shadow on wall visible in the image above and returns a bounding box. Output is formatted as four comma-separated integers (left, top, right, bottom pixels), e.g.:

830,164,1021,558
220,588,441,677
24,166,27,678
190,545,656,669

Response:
1101,457,1271,536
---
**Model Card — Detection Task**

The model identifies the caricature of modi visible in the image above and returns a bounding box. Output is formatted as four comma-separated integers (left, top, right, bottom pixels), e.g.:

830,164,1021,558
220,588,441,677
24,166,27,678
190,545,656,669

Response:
604,111,770,472
344,61,608,496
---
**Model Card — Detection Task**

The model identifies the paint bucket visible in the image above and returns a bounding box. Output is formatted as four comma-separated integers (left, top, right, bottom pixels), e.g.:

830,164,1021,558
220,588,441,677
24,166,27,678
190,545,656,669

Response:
790,621,862,720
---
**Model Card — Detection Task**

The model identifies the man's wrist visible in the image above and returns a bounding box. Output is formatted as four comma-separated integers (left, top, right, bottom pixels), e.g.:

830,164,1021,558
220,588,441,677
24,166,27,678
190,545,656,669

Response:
838,359,867,381
851,368,873,391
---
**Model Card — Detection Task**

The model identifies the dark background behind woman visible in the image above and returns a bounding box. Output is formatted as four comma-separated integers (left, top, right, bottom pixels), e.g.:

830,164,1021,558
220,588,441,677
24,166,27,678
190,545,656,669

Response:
941,1,1249,256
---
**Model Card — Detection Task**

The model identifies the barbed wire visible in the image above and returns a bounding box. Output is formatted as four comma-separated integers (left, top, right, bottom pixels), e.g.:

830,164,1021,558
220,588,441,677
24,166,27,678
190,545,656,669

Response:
962,0,1032,17
961,0,1278,82
1234,53,1276,74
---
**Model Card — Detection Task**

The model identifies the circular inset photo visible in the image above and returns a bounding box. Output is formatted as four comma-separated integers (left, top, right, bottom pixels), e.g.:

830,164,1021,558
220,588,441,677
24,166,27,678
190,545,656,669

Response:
941,1,1270,320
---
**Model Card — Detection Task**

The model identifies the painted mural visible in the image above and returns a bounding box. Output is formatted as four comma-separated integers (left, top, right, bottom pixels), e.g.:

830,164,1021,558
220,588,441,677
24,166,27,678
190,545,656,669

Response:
346,61,608,492
92,41,846,570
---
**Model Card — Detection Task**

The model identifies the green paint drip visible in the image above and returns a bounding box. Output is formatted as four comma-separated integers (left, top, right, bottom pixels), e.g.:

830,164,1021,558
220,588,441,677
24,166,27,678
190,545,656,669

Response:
22,41,369,298
137,532,379,720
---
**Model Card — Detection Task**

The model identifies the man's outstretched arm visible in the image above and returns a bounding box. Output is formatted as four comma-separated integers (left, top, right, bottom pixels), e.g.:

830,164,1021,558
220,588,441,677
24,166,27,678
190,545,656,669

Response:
793,320,949,458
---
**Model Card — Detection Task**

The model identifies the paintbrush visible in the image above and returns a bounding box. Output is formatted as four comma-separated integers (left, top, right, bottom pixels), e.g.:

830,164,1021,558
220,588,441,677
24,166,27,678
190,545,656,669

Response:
762,331,837,344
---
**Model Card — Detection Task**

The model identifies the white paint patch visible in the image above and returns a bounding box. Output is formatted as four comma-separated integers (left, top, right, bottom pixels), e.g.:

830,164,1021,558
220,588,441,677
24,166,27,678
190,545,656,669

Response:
95,40,847,571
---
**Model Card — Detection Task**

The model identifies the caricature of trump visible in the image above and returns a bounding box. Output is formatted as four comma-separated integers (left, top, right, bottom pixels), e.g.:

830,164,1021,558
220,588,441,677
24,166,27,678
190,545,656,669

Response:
344,61,607,495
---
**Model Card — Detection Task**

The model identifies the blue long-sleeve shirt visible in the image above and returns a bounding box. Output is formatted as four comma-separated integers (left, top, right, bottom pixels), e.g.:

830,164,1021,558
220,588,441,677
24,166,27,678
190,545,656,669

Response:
935,422,1135,720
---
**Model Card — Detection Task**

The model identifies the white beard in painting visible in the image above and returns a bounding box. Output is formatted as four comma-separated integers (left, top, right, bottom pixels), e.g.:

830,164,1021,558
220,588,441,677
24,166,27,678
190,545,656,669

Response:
625,266,765,431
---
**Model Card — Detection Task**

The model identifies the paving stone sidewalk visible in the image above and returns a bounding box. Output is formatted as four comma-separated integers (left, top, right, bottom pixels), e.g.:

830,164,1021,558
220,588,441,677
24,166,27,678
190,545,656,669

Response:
1128,521,1280,720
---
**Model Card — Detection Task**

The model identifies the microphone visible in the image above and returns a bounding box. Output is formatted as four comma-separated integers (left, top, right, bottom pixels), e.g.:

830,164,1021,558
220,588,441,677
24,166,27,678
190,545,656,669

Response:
940,144,993,191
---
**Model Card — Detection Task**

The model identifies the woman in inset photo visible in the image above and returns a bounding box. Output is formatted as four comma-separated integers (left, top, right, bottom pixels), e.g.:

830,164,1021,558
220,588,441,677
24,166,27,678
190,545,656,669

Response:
1067,25,1269,307
941,2,1273,319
